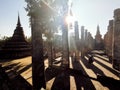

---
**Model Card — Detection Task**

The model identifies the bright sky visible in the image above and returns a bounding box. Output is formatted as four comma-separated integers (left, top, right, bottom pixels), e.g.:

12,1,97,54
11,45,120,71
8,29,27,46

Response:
72,0,120,37
0,0,120,38
0,0,30,38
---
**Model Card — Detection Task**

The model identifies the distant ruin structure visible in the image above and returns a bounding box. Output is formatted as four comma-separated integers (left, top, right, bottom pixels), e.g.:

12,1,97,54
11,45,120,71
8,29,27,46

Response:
87,32,94,52
0,15,31,59
94,25,104,50
74,21,80,59
80,26,85,57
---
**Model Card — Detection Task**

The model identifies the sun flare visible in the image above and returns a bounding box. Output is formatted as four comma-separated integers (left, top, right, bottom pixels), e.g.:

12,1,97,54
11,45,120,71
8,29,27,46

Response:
65,15,75,24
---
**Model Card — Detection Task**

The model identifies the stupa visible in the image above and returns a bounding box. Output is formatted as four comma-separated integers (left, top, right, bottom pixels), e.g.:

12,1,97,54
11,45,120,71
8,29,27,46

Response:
0,15,31,59
94,25,104,50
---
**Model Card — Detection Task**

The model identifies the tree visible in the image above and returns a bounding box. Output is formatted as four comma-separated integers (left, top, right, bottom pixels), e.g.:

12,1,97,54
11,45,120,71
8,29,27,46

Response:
25,0,70,89
0,36,12,49
25,0,54,89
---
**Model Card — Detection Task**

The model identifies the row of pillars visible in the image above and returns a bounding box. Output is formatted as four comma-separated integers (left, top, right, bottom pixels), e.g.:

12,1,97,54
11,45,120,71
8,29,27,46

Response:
30,1,70,89
28,1,96,90
104,8,120,71
80,26,94,58
31,9,96,90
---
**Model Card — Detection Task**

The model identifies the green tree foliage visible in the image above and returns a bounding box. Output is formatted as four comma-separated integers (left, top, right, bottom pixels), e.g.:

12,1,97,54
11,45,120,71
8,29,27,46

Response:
25,0,68,36
0,36,11,49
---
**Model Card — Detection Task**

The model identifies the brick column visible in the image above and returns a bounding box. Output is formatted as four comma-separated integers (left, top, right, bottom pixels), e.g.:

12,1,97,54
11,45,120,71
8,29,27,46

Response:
113,8,120,71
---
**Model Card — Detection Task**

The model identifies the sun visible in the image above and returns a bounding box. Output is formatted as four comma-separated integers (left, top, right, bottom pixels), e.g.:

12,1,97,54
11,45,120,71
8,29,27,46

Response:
65,14,75,29
65,15,75,25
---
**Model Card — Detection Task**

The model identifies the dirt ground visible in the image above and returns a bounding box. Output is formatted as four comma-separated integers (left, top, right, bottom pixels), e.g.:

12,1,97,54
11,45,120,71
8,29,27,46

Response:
0,50,120,90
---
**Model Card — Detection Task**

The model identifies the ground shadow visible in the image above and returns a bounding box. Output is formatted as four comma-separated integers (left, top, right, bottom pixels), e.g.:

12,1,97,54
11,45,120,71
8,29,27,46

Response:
45,56,96,90
51,69,70,90
3,63,20,70
17,64,32,74
97,74,120,90
95,54,111,63
93,57,120,77
0,64,32,90
71,57,96,90
45,66,62,82
81,56,105,76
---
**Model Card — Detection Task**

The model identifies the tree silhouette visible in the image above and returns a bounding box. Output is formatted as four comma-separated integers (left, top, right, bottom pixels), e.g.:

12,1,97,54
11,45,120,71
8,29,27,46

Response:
25,0,69,89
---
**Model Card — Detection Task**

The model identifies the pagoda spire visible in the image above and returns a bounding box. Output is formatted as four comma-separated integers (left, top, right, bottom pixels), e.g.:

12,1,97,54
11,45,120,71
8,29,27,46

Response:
96,25,100,35
95,24,102,39
17,13,21,26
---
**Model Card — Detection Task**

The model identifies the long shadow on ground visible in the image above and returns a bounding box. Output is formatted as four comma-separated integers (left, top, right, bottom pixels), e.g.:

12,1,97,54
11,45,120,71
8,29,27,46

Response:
93,57,120,77
45,55,120,90
45,66,62,82
0,65,32,90
45,58,96,90
81,56,105,76
82,54,120,90
71,57,96,90
95,55,111,63
97,74,120,90
51,69,70,90
45,66,70,90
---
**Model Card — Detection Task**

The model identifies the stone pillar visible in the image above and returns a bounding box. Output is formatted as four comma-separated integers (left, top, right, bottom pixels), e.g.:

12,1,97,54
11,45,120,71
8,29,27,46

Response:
104,20,113,61
87,32,94,51
61,1,70,68
46,26,54,67
47,39,53,67
108,20,113,57
31,17,46,90
81,26,85,57
84,29,88,54
85,29,88,43
62,20,69,68
74,21,80,59
113,8,120,71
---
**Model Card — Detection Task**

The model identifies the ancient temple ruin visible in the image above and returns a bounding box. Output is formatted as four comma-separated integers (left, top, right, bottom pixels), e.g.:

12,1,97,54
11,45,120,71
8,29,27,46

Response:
80,26,85,57
113,8,120,70
104,8,120,71
0,15,31,59
87,32,94,51
104,20,113,61
74,21,80,59
94,25,104,50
